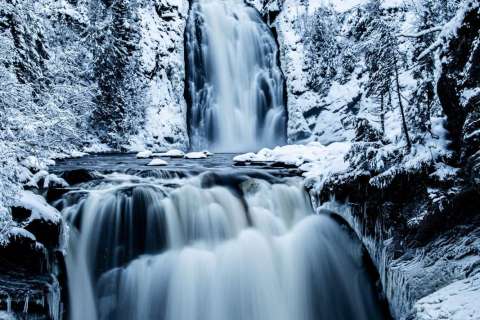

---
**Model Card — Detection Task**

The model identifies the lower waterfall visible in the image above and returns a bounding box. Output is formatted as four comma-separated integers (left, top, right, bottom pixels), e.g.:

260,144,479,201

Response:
185,0,287,152
62,169,388,320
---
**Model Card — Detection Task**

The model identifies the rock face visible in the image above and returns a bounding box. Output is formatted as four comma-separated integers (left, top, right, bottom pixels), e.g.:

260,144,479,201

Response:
0,193,64,319
312,4,480,319
136,0,190,150
437,2,480,189
252,0,329,144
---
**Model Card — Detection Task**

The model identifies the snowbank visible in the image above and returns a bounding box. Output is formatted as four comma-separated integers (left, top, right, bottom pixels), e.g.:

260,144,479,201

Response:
235,142,351,179
412,273,480,320
162,149,185,158
185,152,208,159
136,150,154,159
147,159,168,166
18,191,61,224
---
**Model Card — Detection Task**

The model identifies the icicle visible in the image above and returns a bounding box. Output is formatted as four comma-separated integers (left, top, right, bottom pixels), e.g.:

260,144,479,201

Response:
47,277,61,320
23,295,29,314
6,295,11,313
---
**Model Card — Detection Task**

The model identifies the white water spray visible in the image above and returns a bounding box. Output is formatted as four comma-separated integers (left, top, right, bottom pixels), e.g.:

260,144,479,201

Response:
64,174,386,320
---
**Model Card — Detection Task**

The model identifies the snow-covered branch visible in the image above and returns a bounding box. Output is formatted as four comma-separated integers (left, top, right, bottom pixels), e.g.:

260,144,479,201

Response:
398,26,443,38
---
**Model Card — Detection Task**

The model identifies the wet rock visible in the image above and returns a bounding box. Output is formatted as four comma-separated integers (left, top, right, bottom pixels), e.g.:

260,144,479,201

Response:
0,229,47,275
60,169,98,185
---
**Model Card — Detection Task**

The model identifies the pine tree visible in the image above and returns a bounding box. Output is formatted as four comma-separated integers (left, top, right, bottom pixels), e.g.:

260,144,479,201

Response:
408,1,438,138
305,6,341,93
363,0,411,149
91,0,145,148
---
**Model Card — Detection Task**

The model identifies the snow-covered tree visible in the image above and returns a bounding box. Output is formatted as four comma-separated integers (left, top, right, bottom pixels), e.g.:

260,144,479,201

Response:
362,0,412,148
304,6,341,93
90,0,146,147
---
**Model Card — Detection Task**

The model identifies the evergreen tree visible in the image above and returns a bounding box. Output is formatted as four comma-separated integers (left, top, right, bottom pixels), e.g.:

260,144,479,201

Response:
363,0,412,149
91,0,145,147
305,6,341,94
408,0,438,138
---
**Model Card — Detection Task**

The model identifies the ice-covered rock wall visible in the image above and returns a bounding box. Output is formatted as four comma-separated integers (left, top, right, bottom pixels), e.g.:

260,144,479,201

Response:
134,0,190,151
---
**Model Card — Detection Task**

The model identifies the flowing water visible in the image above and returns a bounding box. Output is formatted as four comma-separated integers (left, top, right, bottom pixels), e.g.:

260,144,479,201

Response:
58,1,389,317
186,0,287,152
58,155,389,320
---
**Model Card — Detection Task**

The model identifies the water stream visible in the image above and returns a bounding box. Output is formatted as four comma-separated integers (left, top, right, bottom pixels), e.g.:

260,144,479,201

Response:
57,155,389,320
185,0,287,152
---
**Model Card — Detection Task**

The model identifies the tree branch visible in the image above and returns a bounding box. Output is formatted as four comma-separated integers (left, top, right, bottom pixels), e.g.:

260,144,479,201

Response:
398,26,443,38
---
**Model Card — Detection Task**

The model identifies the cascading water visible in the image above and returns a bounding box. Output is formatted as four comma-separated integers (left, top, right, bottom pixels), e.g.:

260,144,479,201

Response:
185,0,287,152
62,168,389,320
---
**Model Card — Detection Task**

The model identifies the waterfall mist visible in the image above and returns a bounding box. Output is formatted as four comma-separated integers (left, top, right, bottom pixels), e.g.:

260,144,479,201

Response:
185,0,287,152
63,173,387,320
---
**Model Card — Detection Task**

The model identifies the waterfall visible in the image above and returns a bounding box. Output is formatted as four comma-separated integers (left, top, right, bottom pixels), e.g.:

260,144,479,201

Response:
186,0,287,152
64,172,388,320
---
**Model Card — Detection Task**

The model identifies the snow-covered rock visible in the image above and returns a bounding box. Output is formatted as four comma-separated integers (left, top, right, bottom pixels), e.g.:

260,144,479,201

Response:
8,227,37,242
162,149,186,158
136,150,154,159
147,159,168,166
69,151,89,158
21,156,47,172
235,142,351,182
184,152,208,159
18,191,61,224
412,273,480,320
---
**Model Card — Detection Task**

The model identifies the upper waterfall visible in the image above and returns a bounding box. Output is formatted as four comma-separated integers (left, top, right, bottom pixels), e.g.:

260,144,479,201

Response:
185,0,287,152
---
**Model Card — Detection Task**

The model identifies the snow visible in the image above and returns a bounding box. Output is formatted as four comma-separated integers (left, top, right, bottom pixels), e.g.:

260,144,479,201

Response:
160,149,185,158
412,273,480,320
462,88,480,106
0,311,17,320
136,150,153,159
18,191,61,224
27,171,69,189
147,159,168,166
132,0,190,151
82,143,113,154
21,156,47,172
235,142,351,185
184,152,208,159
69,151,89,158
8,227,36,242
430,162,460,181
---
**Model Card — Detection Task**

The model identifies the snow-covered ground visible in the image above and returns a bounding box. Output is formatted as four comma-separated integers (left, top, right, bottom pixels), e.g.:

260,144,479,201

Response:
234,142,350,186
412,273,480,320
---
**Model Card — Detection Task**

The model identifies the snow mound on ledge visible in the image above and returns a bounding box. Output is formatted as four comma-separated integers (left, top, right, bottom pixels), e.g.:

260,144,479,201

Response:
185,152,209,159
234,142,351,177
18,191,61,224
136,150,154,159
162,149,185,158
147,159,168,166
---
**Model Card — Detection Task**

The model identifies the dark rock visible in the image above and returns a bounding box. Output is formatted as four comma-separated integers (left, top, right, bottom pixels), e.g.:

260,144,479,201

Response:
11,206,31,223
45,187,71,203
0,230,47,275
60,169,98,185
164,136,175,144
24,217,62,249
437,4,480,159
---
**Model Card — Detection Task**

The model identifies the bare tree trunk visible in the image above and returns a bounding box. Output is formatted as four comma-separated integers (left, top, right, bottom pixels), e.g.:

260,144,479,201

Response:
380,93,385,136
394,58,412,150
